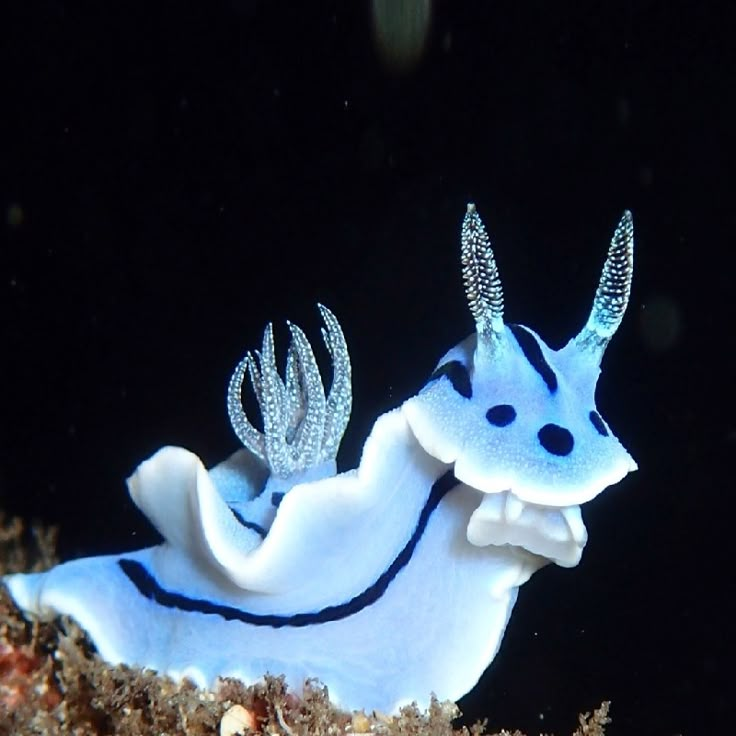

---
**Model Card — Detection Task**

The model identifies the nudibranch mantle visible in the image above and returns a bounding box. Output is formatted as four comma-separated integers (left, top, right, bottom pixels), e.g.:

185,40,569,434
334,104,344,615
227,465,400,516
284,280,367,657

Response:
4,205,636,713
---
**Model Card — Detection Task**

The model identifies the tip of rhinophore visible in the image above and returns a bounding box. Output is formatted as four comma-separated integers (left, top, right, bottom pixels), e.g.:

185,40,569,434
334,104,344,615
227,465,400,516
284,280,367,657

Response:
466,202,476,214
617,210,634,239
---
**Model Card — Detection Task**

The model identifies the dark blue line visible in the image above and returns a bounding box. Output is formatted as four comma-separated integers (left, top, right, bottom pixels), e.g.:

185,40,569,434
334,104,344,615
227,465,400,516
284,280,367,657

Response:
229,508,267,538
119,470,459,628
508,323,558,393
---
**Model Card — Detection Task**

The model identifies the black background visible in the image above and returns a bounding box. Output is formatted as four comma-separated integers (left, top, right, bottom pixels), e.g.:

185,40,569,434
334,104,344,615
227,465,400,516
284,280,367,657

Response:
3,2,732,734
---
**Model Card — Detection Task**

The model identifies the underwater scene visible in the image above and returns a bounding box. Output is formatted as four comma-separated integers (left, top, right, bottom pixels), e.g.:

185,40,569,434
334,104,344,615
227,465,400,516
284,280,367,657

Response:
2,2,730,735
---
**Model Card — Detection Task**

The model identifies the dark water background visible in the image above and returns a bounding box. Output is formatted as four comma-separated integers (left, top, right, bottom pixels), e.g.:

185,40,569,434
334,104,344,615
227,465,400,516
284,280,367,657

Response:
3,2,732,733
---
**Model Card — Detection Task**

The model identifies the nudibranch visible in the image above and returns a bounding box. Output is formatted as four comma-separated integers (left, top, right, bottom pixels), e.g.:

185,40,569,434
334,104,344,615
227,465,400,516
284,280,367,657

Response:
4,205,637,713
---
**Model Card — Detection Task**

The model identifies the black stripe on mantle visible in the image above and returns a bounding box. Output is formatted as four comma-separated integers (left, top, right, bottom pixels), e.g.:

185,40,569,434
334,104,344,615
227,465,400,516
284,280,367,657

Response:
119,470,459,628
229,508,267,538
508,323,558,393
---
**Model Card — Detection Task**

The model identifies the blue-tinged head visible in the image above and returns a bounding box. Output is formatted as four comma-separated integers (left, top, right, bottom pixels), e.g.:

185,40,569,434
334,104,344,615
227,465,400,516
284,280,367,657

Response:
403,204,637,508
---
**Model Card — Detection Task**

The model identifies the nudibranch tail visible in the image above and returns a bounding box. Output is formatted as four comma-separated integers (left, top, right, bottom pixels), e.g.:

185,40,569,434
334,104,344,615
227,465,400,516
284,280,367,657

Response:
461,203,505,352
227,306,352,479
574,209,634,358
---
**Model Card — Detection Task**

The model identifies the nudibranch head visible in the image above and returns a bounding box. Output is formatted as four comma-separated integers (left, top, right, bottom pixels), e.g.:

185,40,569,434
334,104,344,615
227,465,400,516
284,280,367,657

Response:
403,205,637,510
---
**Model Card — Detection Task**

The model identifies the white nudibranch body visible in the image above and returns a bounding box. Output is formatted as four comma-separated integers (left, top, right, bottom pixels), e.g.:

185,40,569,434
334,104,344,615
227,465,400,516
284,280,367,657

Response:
4,205,637,713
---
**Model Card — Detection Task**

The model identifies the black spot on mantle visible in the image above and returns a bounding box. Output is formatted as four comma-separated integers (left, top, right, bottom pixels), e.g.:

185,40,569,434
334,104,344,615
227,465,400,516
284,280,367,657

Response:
538,423,574,456
486,404,517,427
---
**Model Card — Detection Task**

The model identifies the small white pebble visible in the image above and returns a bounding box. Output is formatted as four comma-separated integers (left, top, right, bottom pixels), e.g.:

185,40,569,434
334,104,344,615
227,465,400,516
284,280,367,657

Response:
351,711,371,733
438,700,459,720
372,710,394,725
220,704,257,736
